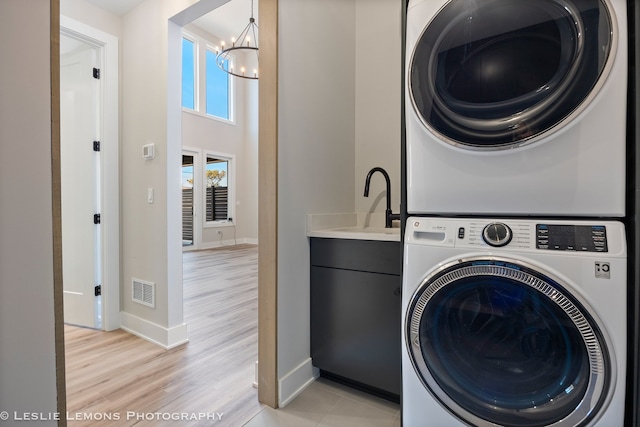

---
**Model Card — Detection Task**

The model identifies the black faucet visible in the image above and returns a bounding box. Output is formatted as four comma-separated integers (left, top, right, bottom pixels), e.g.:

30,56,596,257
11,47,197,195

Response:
363,167,401,228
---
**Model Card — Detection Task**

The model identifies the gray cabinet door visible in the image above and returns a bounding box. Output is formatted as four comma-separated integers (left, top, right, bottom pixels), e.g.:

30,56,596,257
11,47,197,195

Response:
311,266,402,396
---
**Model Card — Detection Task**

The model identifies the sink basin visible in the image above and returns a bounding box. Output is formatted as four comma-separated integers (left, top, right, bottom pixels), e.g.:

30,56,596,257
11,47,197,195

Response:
306,213,401,241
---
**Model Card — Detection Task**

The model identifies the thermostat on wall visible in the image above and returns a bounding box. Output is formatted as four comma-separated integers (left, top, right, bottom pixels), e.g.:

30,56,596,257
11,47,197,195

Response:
142,143,155,160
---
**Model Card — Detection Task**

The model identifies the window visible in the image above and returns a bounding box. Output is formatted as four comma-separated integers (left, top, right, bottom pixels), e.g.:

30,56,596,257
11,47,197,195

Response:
181,31,234,123
181,37,196,110
205,154,233,223
206,49,231,120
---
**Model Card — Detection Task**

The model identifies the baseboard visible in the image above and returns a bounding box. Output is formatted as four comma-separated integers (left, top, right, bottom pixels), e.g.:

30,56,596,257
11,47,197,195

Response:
278,358,320,407
120,312,189,349
253,360,259,389
200,237,258,250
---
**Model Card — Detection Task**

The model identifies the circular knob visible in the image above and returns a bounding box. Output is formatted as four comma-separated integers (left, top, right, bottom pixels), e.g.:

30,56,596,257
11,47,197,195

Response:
482,223,513,247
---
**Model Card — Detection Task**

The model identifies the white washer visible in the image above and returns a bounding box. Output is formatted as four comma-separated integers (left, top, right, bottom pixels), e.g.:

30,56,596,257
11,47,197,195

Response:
406,0,627,216
402,217,626,426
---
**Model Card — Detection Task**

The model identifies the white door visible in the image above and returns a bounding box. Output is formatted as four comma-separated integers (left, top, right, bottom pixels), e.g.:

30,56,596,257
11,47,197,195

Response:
60,40,101,328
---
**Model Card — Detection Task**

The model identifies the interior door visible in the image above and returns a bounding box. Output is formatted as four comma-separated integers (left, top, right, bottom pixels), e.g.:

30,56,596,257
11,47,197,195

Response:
60,41,100,328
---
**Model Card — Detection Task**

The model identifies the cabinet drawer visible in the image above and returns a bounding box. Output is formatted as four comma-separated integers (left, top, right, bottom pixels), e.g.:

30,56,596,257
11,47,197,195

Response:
310,238,402,275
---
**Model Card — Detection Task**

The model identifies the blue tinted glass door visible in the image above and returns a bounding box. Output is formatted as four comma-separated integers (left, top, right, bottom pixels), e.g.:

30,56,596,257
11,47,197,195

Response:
406,258,611,426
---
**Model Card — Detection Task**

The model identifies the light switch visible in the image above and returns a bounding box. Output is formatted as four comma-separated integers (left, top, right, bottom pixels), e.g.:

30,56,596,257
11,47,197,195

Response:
147,187,154,204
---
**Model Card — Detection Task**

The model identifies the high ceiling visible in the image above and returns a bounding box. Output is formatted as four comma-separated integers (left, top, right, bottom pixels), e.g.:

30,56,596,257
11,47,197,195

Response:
85,0,146,16
83,0,258,40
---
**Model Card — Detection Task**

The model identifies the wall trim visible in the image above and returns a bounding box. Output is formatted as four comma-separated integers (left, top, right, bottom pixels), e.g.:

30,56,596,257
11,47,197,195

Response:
120,312,189,349
50,1,67,423
258,0,279,408
278,358,319,408
198,238,258,250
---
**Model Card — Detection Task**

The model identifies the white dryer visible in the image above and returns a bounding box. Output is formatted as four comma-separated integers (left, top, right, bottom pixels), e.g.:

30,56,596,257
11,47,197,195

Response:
402,217,626,426
405,0,627,216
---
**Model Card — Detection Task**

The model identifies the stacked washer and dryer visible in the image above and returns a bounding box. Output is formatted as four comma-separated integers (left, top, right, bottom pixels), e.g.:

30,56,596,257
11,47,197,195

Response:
402,0,628,426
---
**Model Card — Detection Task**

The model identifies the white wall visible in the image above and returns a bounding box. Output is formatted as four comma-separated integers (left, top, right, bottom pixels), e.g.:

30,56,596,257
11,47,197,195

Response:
355,0,402,215
0,1,59,424
61,0,122,37
277,0,357,405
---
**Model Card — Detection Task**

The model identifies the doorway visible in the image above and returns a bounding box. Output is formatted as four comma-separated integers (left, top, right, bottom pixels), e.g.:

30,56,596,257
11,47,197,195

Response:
60,16,120,332
167,0,279,407
60,35,101,329
169,0,264,400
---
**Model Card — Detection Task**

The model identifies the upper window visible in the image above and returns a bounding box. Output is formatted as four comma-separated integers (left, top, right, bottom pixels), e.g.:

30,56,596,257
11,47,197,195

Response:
181,37,196,110
206,49,231,120
181,32,234,123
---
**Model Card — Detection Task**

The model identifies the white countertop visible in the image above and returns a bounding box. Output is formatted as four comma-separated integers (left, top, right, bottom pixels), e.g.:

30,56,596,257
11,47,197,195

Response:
306,213,401,242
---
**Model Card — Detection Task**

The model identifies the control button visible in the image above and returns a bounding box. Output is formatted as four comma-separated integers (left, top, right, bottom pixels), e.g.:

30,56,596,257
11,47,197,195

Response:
482,223,513,247
458,227,465,239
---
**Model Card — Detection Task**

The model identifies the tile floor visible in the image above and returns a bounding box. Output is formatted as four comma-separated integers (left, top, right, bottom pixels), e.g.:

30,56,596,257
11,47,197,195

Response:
243,378,401,427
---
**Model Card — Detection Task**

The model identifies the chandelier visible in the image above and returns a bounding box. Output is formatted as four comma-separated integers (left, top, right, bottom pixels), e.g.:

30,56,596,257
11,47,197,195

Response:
214,0,259,80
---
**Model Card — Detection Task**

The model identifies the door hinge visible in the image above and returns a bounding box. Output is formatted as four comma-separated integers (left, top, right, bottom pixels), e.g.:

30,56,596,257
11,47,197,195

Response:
93,67,100,79
93,140,100,152
94,285,102,296
94,213,101,224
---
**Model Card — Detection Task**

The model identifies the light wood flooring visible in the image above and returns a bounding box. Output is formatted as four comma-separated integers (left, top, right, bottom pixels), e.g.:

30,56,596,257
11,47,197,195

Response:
65,244,262,426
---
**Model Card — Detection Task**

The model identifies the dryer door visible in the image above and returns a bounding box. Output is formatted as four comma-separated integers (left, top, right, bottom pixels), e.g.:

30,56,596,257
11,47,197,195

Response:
405,257,613,427
408,0,616,149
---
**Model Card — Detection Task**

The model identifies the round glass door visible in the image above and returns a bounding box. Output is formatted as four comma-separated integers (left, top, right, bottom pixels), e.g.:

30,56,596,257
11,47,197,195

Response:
409,0,615,149
406,258,612,426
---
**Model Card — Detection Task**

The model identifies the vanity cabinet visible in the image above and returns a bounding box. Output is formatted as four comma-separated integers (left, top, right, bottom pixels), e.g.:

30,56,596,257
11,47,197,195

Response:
310,237,402,401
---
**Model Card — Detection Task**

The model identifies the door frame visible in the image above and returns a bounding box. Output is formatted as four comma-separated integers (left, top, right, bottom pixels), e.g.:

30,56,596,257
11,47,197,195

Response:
60,16,120,331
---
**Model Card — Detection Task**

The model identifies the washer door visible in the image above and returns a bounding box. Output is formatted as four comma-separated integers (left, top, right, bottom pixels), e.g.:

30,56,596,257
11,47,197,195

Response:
409,0,615,149
406,258,612,427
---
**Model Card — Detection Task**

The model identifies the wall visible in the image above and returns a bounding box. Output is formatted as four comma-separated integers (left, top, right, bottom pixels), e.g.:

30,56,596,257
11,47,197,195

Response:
0,1,59,424
181,23,259,248
277,0,357,405
354,0,402,215
61,0,122,37
119,0,197,346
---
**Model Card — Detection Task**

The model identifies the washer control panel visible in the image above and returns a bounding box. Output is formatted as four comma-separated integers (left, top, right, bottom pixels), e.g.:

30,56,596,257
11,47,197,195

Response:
536,224,608,252
406,218,620,255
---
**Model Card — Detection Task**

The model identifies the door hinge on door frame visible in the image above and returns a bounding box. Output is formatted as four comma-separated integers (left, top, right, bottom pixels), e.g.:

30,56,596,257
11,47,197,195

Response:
93,140,100,152
94,213,101,224
93,67,100,79
95,285,102,296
